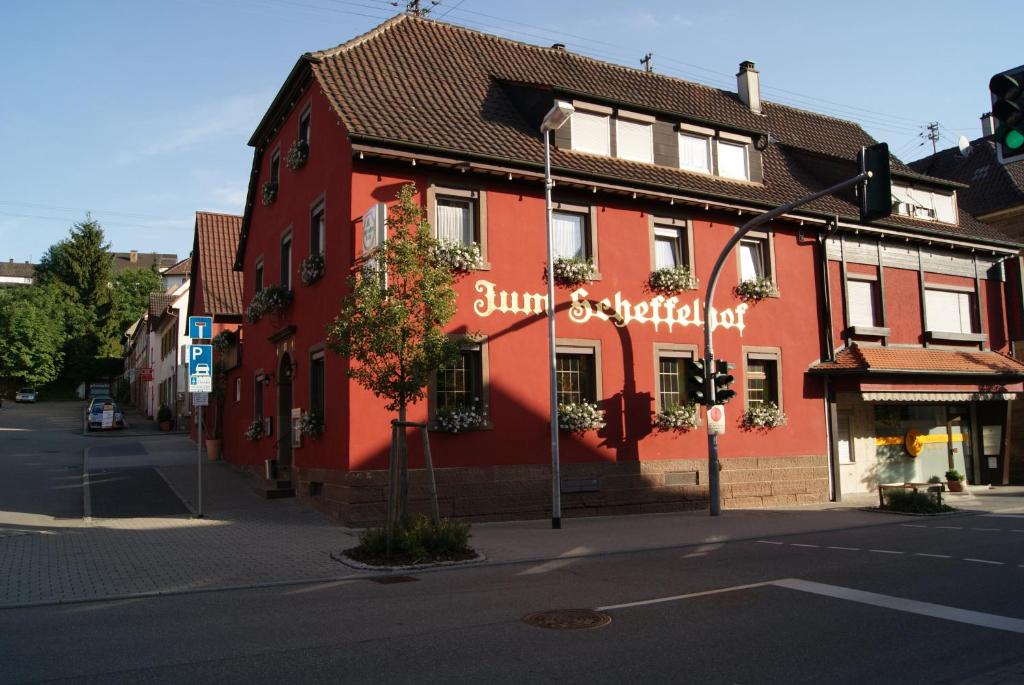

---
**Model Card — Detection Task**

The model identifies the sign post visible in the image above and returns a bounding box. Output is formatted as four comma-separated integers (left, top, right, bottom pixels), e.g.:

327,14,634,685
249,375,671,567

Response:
187,322,213,519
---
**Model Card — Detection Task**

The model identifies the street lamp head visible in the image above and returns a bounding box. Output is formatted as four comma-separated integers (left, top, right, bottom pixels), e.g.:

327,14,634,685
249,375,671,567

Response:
541,101,575,132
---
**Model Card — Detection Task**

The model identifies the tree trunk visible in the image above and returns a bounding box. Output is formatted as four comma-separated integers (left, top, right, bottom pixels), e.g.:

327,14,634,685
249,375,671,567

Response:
397,403,409,525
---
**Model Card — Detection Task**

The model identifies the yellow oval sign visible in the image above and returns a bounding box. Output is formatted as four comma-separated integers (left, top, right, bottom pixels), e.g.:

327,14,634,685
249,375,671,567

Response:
904,428,923,457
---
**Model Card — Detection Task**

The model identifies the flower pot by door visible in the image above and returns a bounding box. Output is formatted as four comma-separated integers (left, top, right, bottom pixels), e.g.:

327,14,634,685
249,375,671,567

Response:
159,421,171,431
206,439,222,461
947,479,964,492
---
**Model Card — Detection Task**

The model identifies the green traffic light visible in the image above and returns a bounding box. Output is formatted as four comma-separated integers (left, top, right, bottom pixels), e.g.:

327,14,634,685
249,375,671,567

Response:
1006,128,1024,150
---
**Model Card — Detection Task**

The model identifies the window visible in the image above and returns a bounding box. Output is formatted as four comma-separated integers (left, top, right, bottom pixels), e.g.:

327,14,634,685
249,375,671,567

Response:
615,117,653,163
738,237,771,282
254,258,264,293
280,232,292,289
435,347,483,411
744,350,781,409
679,133,712,174
718,140,749,180
436,198,474,245
298,106,311,146
571,110,611,156
555,342,600,405
925,287,975,334
653,345,696,413
847,278,878,327
553,211,585,260
235,377,241,403
310,201,325,256
892,184,957,224
653,224,688,270
310,349,325,417
270,150,280,186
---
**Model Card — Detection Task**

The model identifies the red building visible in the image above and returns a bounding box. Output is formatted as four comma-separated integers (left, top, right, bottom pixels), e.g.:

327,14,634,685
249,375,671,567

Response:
186,212,246,458
225,15,1024,523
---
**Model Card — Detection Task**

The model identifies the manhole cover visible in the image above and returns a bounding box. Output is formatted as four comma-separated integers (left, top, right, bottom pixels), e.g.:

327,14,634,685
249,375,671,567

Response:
522,609,611,630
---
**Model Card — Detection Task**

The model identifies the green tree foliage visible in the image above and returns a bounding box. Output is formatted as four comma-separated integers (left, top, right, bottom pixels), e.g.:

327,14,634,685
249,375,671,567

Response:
328,184,459,522
102,266,161,356
0,284,68,386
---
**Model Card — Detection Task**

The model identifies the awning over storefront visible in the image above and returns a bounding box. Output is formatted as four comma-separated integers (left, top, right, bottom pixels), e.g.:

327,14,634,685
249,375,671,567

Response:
809,344,1024,379
861,391,1017,403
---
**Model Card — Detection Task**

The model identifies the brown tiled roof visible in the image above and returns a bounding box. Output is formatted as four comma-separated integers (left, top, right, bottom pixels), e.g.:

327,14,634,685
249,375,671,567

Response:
0,261,36,278
148,293,176,319
910,136,1024,218
163,256,192,276
810,344,1024,376
111,252,179,273
193,212,243,315
301,15,1010,245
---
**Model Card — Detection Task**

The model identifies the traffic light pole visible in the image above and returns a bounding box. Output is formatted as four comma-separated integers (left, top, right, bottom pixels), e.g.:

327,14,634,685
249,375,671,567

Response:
702,171,869,516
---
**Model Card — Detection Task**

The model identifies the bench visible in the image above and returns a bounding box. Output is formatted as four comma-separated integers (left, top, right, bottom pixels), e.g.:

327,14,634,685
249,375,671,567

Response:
878,482,944,509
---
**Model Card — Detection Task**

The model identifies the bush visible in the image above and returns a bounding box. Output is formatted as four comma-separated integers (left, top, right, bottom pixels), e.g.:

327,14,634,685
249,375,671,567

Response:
882,488,953,514
156,405,172,423
945,469,964,482
347,515,474,565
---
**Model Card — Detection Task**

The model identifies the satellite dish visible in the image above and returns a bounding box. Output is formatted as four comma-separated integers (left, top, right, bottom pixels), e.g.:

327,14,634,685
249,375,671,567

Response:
958,135,971,158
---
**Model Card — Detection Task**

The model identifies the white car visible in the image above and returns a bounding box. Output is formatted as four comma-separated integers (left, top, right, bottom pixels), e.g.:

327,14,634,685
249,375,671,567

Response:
15,388,37,403
195,363,211,376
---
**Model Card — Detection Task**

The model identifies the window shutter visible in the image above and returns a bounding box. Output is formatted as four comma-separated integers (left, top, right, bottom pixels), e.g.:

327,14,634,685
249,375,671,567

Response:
847,280,875,327
571,111,610,156
718,141,749,180
679,133,711,172
616,119,653,163
925,289,963,332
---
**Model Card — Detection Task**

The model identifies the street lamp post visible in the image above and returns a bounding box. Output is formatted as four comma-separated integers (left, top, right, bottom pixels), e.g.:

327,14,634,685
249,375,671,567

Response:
541,101,574,530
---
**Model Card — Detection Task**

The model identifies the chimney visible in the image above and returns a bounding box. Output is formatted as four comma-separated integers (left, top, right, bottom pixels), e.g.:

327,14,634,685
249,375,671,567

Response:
8,259,12,263
737,60,761,115
550,43,566,51
130,250,138,264
981,112,995,138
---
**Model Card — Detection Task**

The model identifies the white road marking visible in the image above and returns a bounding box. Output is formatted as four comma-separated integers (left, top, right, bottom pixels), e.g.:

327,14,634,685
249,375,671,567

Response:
900,524,927,528
771,579,1024,635
964,559,1004,566
869,549,903,555
756,540,784,545
982,514,1024,519
596,581,771,611
936,526,962,530
916,553,952,559
827,546,860,551
1012,530,1024,534
791,543,819,548
972,528,1000,532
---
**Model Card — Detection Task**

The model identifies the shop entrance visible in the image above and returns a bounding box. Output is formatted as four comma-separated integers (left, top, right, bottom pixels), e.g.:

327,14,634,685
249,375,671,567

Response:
945,406,972,482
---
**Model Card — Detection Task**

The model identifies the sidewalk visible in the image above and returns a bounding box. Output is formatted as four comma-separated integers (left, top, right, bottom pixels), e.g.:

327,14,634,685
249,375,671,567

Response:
3,433,1023,608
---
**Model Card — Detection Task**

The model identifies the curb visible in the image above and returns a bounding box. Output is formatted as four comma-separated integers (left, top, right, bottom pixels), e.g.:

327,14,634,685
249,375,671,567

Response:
329,550,488,572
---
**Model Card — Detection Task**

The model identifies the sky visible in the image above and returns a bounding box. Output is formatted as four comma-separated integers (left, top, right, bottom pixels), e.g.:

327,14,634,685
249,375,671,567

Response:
0,0,1016,264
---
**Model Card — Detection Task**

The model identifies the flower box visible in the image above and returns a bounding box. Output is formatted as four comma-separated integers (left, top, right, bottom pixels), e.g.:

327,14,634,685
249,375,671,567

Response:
654,403,700,431
435,400,486,433
246,284,293,323
300,410,324,438
558,401,604,432
433,240,481,272
648,266,696,294
735,276,778,301
286,139,309,171
553,257,597,286
261,181,278,206
245,419,264,441
299,253,325,285
742,401,786,429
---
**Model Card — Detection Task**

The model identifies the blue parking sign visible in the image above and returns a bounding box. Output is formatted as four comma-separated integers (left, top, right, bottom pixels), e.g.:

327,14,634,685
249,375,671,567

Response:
188,344,213,393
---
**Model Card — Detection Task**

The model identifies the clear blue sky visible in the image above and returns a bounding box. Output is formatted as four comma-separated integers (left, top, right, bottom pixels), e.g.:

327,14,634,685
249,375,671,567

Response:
0,0,1014,263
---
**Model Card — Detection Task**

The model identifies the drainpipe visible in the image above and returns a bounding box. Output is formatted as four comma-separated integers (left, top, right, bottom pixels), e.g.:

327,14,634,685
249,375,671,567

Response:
817,220,840,501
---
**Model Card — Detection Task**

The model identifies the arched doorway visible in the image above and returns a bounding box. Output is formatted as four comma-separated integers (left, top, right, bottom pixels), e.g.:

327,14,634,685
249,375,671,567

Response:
277,353,293,470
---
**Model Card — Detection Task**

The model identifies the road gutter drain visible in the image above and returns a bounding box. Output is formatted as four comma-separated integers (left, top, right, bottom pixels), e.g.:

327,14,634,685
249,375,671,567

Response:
522,609,612,630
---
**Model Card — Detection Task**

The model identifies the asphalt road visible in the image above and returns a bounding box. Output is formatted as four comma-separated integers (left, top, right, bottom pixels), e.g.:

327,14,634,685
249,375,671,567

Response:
3,402,1024,683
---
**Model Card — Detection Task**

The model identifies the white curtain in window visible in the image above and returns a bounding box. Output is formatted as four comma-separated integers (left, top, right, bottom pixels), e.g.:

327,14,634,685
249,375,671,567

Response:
718,141,748,180
847,280,875,327
933,193,956,223
739,241,764,281
925,289,973,333
679,133,710,173
553,212,585,260
571,111,610,156
616,119,653,163
654,227,681,269
436,199,472,244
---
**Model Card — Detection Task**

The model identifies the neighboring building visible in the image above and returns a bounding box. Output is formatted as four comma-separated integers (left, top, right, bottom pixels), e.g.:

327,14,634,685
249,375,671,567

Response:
224,15,1024,523
147,282,190,426
185,212,245,453
111,251,178,274
911,116,1024,483
161,256,192,292
0,260,36,287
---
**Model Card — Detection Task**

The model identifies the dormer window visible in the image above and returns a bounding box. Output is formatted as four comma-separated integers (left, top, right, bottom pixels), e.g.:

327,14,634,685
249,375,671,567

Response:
615,111,654,164
570,105,611,156
718,140,749,181
678,124,755,182
679,131,712,174
891,184,957,224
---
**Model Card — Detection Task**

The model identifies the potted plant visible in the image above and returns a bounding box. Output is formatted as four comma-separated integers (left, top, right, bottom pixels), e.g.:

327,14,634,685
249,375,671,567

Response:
286,139,309,170
245,419,264,441
299,252,326,285
553,257,597,286
432,241,481,273
299,410,324,439
741,401,786,430
945,469,965,492
558,401,605,432
435,399,486,433
648,266,696,294
735,276,778,302
261,180,278,206
655,403,700,432
156,405,173,431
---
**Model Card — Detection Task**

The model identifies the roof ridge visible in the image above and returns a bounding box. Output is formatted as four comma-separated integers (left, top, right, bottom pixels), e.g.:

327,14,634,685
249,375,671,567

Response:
309,13,411,59
196,210,243,219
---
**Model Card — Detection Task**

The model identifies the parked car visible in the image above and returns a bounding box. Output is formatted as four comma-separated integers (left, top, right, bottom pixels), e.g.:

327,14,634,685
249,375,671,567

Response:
15,388,38,403
86,397,125,431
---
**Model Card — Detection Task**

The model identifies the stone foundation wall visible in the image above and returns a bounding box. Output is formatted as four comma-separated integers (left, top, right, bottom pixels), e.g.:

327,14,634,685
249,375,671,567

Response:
293,455,829,526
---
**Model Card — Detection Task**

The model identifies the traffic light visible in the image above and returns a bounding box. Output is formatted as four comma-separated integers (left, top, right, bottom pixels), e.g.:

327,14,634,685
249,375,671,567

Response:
858,142,891,223
713,359,736,404
990,66,1024,164
684,357,709,406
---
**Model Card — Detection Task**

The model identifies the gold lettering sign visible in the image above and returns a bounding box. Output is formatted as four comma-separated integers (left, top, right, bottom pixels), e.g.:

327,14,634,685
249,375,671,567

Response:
472,279,749,335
